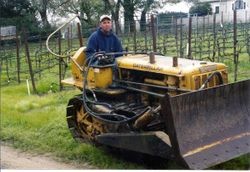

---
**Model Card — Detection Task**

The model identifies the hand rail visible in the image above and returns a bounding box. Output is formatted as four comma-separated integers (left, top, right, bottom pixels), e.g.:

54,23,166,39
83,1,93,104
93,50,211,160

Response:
46,14,79,58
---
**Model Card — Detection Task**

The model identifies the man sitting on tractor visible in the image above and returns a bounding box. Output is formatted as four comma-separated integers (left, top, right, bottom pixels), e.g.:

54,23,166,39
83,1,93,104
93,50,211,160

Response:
86,15,123,61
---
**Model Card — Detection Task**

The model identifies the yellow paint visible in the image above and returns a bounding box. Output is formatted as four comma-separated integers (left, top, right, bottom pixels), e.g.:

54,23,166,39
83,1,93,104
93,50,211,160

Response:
63,49,228,91
93,67,113,88
62,47,86,88
62,47,113,89
117,54,228,90
71,47,86,82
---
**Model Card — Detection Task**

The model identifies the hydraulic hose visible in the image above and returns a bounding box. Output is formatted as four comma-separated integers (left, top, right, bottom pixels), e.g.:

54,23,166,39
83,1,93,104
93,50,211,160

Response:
81,52,150,124
199,71,224,90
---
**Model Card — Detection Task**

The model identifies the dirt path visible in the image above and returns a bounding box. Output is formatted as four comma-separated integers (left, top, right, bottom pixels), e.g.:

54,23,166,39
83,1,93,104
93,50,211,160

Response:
0,144,95,170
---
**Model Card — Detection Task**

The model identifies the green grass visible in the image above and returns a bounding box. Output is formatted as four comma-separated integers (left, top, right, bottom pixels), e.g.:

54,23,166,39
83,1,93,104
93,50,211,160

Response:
0,81,144,169
212,154,250,170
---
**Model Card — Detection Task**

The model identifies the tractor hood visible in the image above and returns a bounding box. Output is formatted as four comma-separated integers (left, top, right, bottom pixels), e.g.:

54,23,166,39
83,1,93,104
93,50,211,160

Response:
116,54,227,76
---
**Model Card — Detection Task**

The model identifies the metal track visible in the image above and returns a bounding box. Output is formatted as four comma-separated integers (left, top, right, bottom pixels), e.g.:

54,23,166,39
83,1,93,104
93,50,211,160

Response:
66,95,150,142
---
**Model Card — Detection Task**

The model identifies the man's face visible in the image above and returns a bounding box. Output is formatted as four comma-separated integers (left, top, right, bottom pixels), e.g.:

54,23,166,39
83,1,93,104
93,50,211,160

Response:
100,19,112,33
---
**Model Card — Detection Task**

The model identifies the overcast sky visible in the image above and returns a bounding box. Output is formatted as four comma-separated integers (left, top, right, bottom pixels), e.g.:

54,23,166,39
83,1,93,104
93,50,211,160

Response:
159,1,193,13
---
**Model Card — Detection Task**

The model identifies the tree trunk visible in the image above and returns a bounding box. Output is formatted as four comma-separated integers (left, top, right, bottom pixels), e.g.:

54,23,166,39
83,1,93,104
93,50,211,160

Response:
103,0,121,34
140,0,154,32
39,10,50,29
140,9,147,32
123,0,135,33
113,0,122,34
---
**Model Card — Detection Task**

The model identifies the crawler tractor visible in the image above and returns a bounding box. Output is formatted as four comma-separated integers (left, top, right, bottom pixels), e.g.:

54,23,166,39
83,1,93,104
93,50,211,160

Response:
61,48,249,169
46,18,249,169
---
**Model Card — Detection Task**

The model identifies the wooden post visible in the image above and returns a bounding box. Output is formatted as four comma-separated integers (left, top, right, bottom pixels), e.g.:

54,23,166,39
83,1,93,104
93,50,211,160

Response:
24,30,37,94
221,12,225,59
195,15,198,59
203,16,205,38
221,11,224,25
180,17,183,58
58,30,63,91
70,24,73,49
67,27,70,50
174,17,179,57
5,55,10,82
16,31,20,83
188,16,192,59
163,34,167,54
171,16,174,34
77,22,83,47
151,14,157,52
133,22,137,52
212,13,216,62
233,10,238,82
144,30,148,52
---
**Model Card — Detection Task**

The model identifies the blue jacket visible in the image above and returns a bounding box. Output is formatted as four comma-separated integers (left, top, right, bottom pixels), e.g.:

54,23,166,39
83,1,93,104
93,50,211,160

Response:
86,28,123,59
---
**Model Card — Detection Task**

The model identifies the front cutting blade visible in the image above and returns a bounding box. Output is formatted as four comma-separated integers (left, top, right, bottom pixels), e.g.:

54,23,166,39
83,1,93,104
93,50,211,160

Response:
161,79,250,169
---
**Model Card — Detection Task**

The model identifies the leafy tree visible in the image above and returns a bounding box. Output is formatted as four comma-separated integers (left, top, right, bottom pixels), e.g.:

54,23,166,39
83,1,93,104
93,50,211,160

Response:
121,0,155,33
52,0,104,36
0,0,34,17
189,2,212,16
120,0,191,33
0,0,39,34
121,0,137,33
45,0,197,35
30,0,52,30
139,0,169,32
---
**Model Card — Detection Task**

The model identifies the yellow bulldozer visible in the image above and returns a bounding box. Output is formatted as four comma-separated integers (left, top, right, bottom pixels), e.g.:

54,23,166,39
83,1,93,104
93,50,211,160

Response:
60,47,249,169
46,18,249,169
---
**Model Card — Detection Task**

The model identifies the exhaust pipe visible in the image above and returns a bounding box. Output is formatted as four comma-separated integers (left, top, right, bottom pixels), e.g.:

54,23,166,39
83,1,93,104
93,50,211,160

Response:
149,52,155,64
173,56,178,67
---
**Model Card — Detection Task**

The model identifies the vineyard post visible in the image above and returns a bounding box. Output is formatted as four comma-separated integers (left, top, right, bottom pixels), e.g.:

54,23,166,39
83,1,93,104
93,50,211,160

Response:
151,14,157,52
24,30,37,94
195,15,198,59
221,12,226,59
212,13,216,62
70,24,73,49
144,29,148,52
188,15,192,59
16,31,20,83
233,10,238,82
133,21,137,52
77,22,83,47
58,30,63,91
180,17,183,58
174,16,179,57
67,27,70,50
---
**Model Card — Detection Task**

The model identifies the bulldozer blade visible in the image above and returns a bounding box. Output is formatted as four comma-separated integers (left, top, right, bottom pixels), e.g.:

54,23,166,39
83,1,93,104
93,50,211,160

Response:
96,131,173,159
161,79,250,169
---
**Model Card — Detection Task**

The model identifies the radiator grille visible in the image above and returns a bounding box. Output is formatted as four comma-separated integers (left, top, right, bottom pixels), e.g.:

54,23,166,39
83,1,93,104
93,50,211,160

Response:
192,71,227,90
